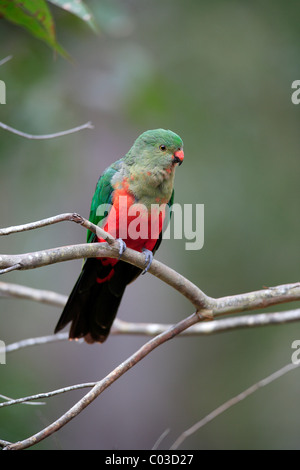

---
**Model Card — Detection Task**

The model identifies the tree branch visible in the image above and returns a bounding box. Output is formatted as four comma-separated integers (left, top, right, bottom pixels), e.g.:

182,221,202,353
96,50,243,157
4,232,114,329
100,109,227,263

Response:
170,361,300,450
0,121,94,140
1,212,300,449
0,212,107,239
0,55,13,67
0,393,45,407
1,308,299,359
3,312,201,450
0,281,67,307
0,382,98,409
0,240,299,316
0,333,70,355
0,243,211,312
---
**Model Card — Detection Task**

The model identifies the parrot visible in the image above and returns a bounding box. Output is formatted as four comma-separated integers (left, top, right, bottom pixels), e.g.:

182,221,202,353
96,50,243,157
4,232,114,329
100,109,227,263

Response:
54,128,184,343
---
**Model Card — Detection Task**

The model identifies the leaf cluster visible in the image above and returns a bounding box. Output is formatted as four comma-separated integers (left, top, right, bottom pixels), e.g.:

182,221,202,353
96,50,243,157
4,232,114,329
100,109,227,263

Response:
0,0,98,57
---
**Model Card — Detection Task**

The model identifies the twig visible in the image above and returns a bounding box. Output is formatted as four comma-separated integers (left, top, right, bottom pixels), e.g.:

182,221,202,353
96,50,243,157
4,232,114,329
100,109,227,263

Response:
0,393,45,407
3,312,201,450
0,333,70,355
0,382,98,409
0,281,67,307
1,308,300,357
0,55,13,67
0,212,114,243
0,121,94,140
152,428,170,450
170,361,300,449
113,308,300,334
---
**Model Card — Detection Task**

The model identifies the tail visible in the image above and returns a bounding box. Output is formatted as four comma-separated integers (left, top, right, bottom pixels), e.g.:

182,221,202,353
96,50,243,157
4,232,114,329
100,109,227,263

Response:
54,258,141,343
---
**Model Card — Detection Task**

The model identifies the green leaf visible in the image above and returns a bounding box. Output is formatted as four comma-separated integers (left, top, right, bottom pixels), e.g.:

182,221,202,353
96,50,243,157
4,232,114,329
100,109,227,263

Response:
0,0,67,57
47,0,99,33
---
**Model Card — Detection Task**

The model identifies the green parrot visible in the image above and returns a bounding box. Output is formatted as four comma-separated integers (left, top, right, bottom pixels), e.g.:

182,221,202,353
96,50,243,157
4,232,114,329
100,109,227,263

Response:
54,129,184,343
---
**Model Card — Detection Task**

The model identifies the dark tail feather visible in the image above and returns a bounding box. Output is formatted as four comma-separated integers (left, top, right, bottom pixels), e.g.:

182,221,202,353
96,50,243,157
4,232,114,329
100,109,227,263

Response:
55,258,141,343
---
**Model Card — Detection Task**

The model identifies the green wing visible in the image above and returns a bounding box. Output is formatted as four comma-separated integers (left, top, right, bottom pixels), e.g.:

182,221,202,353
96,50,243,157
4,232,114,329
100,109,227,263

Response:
86,164,118,243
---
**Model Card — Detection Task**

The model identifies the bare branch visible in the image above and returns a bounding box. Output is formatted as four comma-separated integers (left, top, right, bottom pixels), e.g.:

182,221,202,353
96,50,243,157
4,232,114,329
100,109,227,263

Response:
0,240,299,316
0,382,98,409
213,282,300,316
0,212,115,244
3,312,201,450
0,439,12,449
0,121,94,140
0,55,13,66
152,428,170,450
112,308,300,335
170,361,300,450
0,393,45,407
0,242,211,311
1,308,300,358
2,214,300,316
0,333,70,355
0,281,67,307
1,212,300,449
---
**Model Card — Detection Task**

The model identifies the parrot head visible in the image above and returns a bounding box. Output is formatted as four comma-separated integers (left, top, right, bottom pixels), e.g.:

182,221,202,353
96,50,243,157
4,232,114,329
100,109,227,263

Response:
126,128,184,171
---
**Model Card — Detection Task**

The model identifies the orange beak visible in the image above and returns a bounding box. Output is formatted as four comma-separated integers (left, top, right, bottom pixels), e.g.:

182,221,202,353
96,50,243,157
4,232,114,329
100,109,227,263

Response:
173,149,184,166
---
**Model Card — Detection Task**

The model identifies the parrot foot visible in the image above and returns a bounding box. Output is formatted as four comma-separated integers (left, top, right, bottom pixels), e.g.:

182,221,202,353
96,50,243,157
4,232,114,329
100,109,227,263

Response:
141,248,153,275
116,238,127,259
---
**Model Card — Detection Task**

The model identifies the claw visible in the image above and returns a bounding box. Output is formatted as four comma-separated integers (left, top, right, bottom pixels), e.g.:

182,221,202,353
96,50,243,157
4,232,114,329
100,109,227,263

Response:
116,238,127,259
142,248,153,275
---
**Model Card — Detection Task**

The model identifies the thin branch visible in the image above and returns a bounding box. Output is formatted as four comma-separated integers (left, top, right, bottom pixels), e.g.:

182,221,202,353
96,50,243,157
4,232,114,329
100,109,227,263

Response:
3,312,201,450
213,282,300,316
0,212,114,243
170,361,300,450
1,308,300,357
0,333,70,355
0,121,94,140
0,281,67,307
0,55,13,66
1,213,300,449
152,428,170,450
0,382,98,409
0,393,45,407
113,308,300,335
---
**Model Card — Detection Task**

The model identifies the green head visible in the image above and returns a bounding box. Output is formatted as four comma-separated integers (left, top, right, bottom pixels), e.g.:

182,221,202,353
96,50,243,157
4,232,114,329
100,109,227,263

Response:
125,128,184,171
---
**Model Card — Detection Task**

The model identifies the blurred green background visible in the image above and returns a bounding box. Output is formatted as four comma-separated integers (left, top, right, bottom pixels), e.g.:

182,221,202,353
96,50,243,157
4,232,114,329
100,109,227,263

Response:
1,0,300,450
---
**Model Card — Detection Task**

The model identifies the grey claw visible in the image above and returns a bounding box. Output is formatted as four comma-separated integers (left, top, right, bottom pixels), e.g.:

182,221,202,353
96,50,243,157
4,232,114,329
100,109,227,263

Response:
142,248,153,275
117,238,127,259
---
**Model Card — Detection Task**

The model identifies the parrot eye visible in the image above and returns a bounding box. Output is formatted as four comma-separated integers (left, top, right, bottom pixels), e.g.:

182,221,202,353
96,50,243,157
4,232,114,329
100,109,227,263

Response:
159,144,166,151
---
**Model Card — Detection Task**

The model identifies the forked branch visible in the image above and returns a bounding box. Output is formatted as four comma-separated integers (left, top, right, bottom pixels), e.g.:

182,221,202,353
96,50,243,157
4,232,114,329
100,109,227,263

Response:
0,213,299,450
